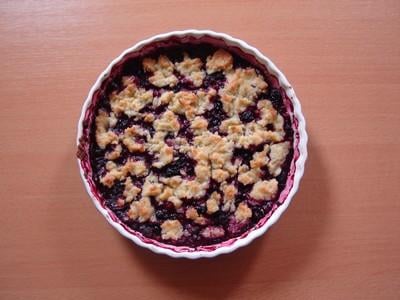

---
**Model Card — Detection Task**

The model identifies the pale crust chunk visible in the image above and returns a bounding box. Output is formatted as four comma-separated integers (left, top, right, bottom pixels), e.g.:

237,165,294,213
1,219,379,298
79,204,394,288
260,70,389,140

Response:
95,110,118,149
257,100,278,126
152,145,174,168
175,53,205,87
105,144,122,160
123,160,148,177
161,220,183,240
123,177,141,203
168,89,215,120
100,160,148,188
159,176,183,188
221,183,237,212
238,165,261,186
250,144,270,169
238,122,283,149
143,55,178,87
153,110,180,133
191,116,208,136
142,174,163,197
250,179,278,201
220,116,244,143
206,192,221,214
110,77,153,117
211,169,230,183
206,49,233,74
268,142,290,176
174,179,208,199
121,126,146,153
185,207,207,225
128,197,154,222
235,202,252,222
219,68,268,116
195,163,211,182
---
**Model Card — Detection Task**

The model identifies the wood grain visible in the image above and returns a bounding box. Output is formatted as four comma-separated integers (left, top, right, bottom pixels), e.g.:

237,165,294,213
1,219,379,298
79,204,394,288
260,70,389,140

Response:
1,1,399,299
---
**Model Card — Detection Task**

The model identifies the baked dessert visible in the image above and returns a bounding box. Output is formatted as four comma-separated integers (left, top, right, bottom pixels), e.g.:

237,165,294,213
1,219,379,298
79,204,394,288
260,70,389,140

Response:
88,45,294,247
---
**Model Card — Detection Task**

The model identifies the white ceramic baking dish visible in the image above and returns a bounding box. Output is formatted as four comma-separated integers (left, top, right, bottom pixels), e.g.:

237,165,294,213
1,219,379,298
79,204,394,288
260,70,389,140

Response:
77,30,308,259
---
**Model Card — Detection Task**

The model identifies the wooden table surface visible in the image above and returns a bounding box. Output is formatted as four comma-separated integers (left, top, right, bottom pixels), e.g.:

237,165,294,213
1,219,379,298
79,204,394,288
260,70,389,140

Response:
1,1,399,299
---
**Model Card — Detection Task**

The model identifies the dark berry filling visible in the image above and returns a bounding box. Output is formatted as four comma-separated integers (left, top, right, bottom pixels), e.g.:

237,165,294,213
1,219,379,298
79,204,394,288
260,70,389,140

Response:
88,44,294,248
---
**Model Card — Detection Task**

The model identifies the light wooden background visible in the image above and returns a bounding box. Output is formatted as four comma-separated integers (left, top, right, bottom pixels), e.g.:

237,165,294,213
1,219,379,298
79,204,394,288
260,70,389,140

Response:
1,1,399,299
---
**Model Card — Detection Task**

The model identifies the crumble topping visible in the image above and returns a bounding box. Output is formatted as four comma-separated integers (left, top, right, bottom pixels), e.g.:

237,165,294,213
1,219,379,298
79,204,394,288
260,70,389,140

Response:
128,197,154,222
191,116,208,135
95,110,118,149
90,47,293,246
206,49,233,74
161,220,183,240
250,179,279,201
220,68,268,116
123,177,142,203
143,55,178,87
206,192,221,214
105,144,122,160
221,183,237,212
100,160,148,188
168,89,215,120
268,142,290,176
238,165,261,185
185,207,207,225
235,202,252,222
110,78,153,117
142,174,163,197
153,110,180,133
122,126,146,153
175,53,205,87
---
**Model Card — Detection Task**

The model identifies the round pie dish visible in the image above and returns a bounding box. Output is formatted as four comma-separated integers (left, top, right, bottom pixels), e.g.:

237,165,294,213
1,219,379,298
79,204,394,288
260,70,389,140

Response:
76,30,307,258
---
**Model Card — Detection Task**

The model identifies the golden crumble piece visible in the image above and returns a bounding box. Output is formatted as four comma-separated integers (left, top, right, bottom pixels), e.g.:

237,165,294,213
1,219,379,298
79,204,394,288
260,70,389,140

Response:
152,146,174,168
143,55,178,87
206,49,233,74
235,202,252,222
143,113,155,123
191,116,208,136
195,163,211,182
250,179,278,201
153,110,180,133
257,100,278,126
123,177,141,203
142,175,163,197
105,144,122,160
174,179,207,199
123,160,148,177
185,207,207,225
110,78,153,117
206,192,221,214
238,168,261,186
268,142,290,176
161,220,183,240
211,168,230,183
121,126,146,153
128,197,154,222
168,89,214,120
95,110,118,149
219,68,268,116
250,144,270,169
175,53,205,87
221,183,237,212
